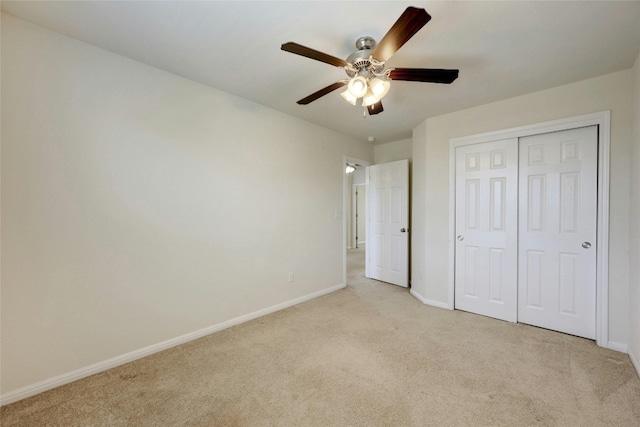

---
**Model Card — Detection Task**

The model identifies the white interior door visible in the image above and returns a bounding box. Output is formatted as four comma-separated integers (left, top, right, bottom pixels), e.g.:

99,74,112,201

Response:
518,126,598,339
367,159,409,287
454,139,518,322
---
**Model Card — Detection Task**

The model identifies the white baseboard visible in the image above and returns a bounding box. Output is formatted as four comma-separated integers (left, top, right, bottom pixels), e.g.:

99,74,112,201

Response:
0,283,346,406
409,288,427,303
629,345,640,379
606,341,628,353
409,289,450,309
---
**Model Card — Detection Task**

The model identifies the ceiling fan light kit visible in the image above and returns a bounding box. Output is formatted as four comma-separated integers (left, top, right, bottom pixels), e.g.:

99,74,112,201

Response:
346,161,365,173
347,74,369,98
281,7,459,116
340,89,358,106
370,77,391,97
362,88,379,108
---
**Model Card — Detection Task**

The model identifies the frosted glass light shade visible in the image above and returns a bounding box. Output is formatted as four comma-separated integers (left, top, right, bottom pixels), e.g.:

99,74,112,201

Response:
369,77,390,98
340,89,357,105
362,88,380,107
347,76,368,98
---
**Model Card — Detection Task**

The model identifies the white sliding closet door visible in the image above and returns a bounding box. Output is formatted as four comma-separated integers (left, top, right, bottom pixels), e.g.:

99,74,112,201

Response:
454,139,518,322
518,126,598,339
454,126,598,340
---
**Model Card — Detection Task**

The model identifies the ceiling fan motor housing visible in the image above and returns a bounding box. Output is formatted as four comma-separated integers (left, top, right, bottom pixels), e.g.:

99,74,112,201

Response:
355,36,375,51
346,36,385,77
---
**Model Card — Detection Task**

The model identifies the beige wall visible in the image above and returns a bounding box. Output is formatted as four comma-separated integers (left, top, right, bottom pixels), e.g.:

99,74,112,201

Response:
0,14,373,396
373,138,412,164
630,52,640,370
412,70,634,346
412,122,428,299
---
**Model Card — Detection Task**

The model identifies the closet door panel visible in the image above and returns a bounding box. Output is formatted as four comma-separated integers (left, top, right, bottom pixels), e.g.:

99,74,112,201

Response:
518,126,598,339
454,139,518,322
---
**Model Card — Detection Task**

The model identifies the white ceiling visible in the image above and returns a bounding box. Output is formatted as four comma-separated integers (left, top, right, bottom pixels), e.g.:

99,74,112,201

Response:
2,1,639,144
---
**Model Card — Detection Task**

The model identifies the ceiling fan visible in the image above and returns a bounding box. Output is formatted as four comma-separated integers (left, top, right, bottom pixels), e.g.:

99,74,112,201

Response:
281,7,459,116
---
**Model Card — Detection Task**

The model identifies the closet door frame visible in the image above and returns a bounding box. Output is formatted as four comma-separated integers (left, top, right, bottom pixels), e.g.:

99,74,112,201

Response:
448,111,611,348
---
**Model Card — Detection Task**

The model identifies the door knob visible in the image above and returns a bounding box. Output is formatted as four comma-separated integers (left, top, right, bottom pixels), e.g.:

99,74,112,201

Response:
400,228,408,233
457,235,464,241
582,242,591,249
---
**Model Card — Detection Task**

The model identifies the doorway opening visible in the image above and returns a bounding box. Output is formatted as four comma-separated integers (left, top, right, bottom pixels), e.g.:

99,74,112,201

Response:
343,156,370,286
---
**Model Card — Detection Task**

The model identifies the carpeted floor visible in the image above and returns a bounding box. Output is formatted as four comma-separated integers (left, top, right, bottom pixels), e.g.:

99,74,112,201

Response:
2,247,639,426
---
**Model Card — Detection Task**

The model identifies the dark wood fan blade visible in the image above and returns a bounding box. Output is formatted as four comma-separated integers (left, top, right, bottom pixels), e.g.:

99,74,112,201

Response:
297,82,347,105
367,101,384,115
389,68,459,84
372,7,431,62
282,42,348,68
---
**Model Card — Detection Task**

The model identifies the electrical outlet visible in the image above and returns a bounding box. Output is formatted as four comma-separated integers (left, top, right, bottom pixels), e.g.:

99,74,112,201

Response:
288,272,294,283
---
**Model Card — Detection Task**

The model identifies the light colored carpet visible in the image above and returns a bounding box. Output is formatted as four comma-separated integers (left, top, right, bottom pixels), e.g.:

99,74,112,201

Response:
2,247,639,426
